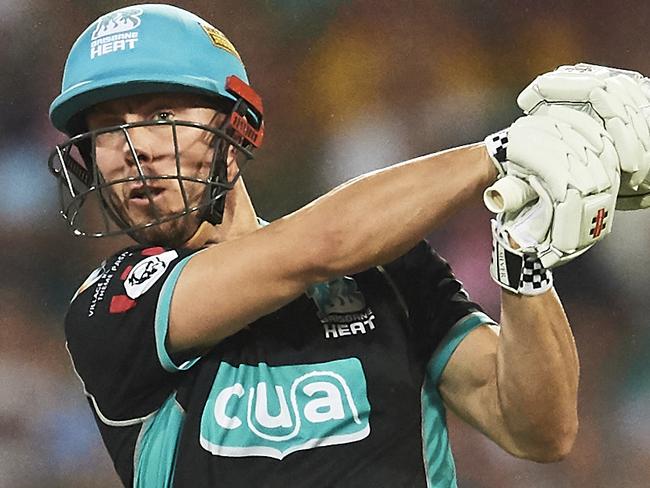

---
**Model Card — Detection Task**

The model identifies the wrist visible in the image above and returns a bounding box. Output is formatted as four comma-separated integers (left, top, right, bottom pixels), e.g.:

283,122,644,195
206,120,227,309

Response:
484,129,509,178
481,143,500,185
490,220,553,296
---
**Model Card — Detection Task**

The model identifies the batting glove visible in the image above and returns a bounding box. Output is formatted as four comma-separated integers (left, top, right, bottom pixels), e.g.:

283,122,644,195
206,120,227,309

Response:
518,62,650,210
484,111,620,294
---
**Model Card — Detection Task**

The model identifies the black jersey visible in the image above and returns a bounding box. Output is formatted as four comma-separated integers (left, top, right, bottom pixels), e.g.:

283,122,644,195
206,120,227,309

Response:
65,241,495,488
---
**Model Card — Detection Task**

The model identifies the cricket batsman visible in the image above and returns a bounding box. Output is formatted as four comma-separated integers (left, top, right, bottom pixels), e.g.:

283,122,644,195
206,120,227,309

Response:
47,4,650,487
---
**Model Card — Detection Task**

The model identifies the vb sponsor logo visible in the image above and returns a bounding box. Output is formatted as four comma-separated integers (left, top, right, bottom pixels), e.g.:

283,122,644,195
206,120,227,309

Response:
200,359,371,459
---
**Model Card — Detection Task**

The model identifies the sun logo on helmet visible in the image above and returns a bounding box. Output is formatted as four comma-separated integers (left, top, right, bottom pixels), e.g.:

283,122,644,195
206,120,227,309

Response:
91,7,143,40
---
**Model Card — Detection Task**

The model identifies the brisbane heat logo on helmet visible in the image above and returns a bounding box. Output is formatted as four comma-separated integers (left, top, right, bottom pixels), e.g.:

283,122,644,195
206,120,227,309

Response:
91,8,143,39
90,7,143,59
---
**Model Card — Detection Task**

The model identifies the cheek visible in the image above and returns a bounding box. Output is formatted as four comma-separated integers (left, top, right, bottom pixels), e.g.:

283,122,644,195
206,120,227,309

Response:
94,147,124,178
178,136,215,174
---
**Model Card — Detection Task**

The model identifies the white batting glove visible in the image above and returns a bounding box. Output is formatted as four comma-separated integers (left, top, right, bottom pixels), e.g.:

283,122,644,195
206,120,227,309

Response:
518,63,650,210
484,111,620,294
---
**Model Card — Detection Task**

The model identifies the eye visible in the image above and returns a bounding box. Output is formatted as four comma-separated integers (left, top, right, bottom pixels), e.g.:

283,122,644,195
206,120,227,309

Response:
153,111,175,121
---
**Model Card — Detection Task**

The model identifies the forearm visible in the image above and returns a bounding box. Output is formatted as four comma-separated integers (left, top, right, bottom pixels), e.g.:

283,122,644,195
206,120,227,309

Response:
170,143,495,351
280,143,496,281
496,288,579,461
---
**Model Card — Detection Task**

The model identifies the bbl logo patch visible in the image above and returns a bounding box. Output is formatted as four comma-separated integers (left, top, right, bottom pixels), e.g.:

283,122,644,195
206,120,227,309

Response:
200,359,371,459
90,7,143,59
199,23,241,60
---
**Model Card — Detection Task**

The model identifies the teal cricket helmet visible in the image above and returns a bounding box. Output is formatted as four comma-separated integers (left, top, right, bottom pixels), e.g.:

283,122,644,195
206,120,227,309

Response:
49,3,260,135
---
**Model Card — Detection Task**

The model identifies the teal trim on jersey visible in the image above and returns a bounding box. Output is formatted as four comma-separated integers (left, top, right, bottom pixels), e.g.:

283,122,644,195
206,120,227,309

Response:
155,254,201,373
421,374,457,487
428,311,495,385
134,394,184,488
421,311,495,487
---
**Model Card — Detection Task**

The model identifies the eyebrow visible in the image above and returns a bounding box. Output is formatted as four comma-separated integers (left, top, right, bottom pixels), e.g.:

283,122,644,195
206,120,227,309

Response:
92,96,218,116
89,99,153,116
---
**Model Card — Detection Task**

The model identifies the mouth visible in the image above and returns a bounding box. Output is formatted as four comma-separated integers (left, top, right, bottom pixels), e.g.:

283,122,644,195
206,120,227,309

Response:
127,184,166,207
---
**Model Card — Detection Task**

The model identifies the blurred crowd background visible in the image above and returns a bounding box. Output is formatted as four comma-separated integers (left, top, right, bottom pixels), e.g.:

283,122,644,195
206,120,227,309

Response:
2,0,650,486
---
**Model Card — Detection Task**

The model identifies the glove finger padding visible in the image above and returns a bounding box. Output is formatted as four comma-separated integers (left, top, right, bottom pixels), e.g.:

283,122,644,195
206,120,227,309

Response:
517,62,650,209
506,118,572,202
499,113,618,202
543,105,607,154
526,106,617,194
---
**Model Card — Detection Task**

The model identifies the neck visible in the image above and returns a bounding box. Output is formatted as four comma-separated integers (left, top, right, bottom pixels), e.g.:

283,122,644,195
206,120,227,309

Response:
182,177,260,249
183,221,217,249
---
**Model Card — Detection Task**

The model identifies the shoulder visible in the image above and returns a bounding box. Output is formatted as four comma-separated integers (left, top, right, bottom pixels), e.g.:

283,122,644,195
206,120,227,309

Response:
65,247,202,425
67,245,199,318
63,245,204,418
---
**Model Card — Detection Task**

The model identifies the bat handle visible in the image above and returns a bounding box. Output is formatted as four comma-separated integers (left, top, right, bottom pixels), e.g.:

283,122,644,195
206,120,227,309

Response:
483,175,538,213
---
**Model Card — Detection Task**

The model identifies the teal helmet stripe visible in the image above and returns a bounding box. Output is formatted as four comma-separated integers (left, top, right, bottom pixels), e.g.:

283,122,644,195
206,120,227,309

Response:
50,4,250,134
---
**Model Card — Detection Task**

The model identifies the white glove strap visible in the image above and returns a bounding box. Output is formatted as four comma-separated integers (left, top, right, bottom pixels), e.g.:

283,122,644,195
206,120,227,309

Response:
490,220,553,296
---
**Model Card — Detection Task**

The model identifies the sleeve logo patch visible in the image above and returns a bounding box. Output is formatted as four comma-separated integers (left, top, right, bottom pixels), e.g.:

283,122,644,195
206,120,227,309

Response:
199,23,241,60
124,250,179,299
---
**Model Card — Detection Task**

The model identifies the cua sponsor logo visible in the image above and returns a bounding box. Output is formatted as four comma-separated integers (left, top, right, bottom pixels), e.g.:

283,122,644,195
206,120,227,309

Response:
200,359,371,459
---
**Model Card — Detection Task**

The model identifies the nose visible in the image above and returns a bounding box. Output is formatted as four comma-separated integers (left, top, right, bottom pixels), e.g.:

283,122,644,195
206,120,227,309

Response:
122,125,154,172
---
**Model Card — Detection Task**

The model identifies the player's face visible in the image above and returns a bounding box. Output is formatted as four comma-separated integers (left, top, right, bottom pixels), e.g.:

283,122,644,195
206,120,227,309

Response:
86,93,227,245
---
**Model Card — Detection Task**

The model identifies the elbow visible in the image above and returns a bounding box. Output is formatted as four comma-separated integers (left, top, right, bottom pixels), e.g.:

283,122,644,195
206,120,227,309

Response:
523,434,576,463
513,417,578,463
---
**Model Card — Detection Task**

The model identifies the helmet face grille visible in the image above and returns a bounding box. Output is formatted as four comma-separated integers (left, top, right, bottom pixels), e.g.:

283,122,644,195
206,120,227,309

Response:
48,118,254,246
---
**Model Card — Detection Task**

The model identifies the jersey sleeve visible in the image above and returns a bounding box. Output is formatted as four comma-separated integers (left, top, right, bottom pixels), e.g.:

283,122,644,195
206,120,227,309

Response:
381,240,496,382
65,245,202,423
